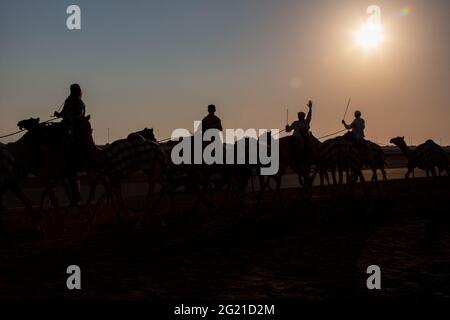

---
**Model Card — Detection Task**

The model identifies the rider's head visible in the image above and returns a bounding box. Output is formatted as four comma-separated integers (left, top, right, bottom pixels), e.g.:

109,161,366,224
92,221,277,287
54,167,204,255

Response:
298,112,306,120
354,110,362,118
70,83,82,98
207,104,216,114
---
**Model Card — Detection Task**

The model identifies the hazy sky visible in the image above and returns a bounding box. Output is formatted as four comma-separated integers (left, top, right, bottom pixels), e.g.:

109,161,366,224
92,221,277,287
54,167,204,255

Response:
1,0,449,145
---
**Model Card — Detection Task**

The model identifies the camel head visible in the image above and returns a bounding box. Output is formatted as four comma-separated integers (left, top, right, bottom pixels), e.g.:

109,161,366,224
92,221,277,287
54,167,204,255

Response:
17,118,40,131
390,136,405,146
138,128,156,142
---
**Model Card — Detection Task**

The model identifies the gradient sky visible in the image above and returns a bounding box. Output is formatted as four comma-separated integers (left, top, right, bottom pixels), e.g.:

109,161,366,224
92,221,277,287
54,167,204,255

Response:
1,0,449,145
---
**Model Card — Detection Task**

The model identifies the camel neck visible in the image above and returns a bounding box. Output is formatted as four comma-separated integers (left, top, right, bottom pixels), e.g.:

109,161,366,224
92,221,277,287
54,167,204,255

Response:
398,141,412,158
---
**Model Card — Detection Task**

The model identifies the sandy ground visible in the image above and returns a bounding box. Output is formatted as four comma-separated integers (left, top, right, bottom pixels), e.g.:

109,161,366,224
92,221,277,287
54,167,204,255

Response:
0,175,449,300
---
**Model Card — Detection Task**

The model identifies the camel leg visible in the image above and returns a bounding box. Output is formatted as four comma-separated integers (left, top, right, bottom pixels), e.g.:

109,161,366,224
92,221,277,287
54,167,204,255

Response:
255,175,270,208
404,166,414,194
85,180,98,208
371,168,378,183
11,184,42,232
371,168,382,197
38,188,49,219
148,183,165,214
337,167,343,185
220,174,244,210
66,173,81,206
45,185,64,230
83,177,101,224
0,190,4,235
274,174,283,204
60,178,80,223
338,168,344,194
324,171,331,188
86,189,107,230
145,173,157,212
306,167,319,199
150,182,175,227
319,171,324,194
358,171,368,196
405,167,413,179
231,182,245,208
217,183,232,212
250,173,255,193
430,166,437,185
158,176,176,216
381,167,387,182
331,168,338,192
111,183,126,223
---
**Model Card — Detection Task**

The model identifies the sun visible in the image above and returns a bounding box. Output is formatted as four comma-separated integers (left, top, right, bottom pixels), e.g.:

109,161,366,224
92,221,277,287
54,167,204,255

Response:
355,23,383,49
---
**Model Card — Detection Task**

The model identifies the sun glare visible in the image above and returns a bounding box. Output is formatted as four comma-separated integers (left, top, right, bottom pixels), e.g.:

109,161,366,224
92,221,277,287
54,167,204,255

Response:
355,23,383,49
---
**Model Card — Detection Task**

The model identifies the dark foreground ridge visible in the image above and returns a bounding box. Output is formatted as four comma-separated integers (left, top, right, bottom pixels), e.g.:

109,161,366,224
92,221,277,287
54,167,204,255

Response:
0,177,449,300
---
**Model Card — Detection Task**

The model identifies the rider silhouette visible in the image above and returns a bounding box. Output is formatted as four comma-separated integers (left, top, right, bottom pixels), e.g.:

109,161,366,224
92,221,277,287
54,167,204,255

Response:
53,83,86,147
342,110,374,164
52,84,87,205
201,104,223,132
55,84,86,126
342,110,365,144
286,100,313,150
200,104,223,164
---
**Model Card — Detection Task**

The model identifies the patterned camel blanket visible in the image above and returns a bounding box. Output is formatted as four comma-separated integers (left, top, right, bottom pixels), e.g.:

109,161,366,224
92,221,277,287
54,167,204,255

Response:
102,138,166,176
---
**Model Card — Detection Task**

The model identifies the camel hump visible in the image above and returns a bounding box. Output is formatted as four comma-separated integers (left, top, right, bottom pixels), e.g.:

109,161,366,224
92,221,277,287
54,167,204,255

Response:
127,132,146,145
424,139,444,152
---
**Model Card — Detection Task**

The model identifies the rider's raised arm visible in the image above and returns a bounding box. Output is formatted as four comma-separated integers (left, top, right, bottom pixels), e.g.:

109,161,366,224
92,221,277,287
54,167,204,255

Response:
306,107,312,126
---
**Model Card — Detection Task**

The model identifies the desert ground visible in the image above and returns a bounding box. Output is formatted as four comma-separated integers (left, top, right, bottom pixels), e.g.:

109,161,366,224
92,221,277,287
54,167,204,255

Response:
0,154,450,300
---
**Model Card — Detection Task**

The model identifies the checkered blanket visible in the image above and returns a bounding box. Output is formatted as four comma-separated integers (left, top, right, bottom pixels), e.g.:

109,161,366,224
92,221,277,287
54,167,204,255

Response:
319,138,362,170
414,139,448,170
103,138,166,176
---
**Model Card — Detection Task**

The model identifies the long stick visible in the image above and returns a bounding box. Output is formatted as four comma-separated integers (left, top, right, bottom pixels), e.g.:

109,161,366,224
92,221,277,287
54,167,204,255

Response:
286,108,289,126
342,97,351,121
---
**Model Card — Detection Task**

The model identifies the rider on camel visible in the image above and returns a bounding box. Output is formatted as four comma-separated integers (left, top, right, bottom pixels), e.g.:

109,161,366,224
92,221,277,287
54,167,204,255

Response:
285,100,313,149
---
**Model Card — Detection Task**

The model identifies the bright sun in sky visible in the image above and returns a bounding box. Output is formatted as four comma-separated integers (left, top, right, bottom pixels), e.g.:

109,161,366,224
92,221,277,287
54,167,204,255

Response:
355,23,383,49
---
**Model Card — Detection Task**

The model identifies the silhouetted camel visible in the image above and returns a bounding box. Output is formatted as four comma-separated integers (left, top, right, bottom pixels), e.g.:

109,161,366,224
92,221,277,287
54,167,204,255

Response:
84,127,170,227
341,132,386,182
310,136,366,195
390,136,450,182
365,140,387,182
156,135,255,212
0,143,40,231
6,117,90,229
257,133,313,205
